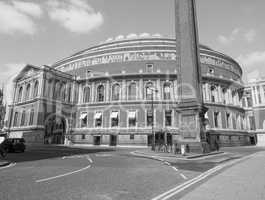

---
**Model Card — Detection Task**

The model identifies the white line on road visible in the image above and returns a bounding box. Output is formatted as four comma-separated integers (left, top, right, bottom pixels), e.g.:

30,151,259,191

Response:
151,165,223,200
86,155,93,163
0,162,16,170
180,173,187,180
151,151,258,200
35,165,91,183
171,166,178,172
164,161,170,166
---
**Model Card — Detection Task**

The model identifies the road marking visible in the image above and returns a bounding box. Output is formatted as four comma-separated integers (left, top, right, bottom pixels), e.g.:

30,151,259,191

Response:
95,154,113,157
35,165,91,183
151,152,258,200
180,173,187,180
86,155,93,163
0,162,16,170
62,154,93,163
171,166,178,172
151,165,223,200
164,161,170,166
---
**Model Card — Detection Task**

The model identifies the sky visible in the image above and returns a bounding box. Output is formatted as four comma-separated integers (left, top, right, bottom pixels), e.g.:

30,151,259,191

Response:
0,0,265,103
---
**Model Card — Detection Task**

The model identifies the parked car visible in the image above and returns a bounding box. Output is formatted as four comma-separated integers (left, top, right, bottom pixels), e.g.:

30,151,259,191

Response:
2,138,26,153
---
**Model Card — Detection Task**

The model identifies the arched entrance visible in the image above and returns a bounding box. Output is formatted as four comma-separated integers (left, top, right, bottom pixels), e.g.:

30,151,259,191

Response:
44,115,66,144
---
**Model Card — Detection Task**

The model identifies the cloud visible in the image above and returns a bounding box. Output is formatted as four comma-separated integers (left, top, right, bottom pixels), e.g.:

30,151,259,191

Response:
237,51,265,81
244,29,256,43
0,63,26,104
47,0,103,34
217,28,240,45
12,1,43,18
237,51,265,68
217,28,257,45
0,1,42,35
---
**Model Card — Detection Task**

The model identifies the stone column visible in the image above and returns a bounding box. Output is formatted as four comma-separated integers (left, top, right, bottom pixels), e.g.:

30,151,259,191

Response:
50,80,55,99
106,80,110,101
259,85,265,104
91,82,95,102
39,73,45,98
79,84,83,103
205,83,210,102
173,79,178,101
139,78,143,100
218,85,222,103
255,86,259,105
122,80,126,101
156,79,161,100
251,86,256,105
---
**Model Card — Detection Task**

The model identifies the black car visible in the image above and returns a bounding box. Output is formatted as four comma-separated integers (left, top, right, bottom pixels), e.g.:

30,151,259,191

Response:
2,138,26,153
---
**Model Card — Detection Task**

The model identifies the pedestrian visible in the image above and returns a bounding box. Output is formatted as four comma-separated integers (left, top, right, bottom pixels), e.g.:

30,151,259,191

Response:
215,140,219,151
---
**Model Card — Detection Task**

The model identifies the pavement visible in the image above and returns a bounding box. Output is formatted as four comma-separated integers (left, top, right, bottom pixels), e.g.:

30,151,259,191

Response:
132,148,225,160
0,159,11,167
178,150,265,200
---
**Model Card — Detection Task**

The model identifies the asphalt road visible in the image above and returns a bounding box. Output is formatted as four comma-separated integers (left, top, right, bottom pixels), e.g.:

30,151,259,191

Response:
0,146,199,200
0,145,264,200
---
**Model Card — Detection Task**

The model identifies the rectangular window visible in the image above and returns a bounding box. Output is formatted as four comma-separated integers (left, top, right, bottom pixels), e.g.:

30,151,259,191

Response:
247,97,252,107
214,112,219,128
13,112,18,127
165,110,172,126
94,112,103,127
257,86,262,104
82,134,86,140
29,109,34,125
128,111,136,127
146,63,154,73
80,112,87,128
95,112,102,127
111,111,119,127
130,134,134,140
146,110,154,127
226,113,230,128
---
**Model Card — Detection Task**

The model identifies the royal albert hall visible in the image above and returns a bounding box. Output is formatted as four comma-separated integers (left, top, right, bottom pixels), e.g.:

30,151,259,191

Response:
6,34,256,147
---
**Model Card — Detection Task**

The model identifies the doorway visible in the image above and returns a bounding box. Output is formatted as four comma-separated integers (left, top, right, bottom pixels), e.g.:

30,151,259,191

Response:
109,135,117,146
93,136,101,145
44,116,66,144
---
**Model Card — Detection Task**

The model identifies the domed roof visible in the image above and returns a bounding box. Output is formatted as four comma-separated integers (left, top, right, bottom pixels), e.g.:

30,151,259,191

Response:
51,34,242,76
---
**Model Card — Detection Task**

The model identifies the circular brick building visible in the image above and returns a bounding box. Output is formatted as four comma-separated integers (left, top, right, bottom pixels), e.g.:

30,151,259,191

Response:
7,34,254,147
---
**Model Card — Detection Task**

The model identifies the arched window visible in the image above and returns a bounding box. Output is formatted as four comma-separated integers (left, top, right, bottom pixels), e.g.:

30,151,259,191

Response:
25,84,31,101
128,82,136,100
17,86,23,102
29,109,34,125
54,82,61,100
97,85,104,102
45,80,52,97
146,82,153,100
112,84,120,101
21,111,26,126
13,112,19,127
210,85,217,103
61,84,66,101
68,86,72,102
164,82,171,100
83,87,90,103
33,81,39,98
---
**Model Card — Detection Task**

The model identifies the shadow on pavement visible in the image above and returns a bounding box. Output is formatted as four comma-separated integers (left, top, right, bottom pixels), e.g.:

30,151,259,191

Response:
4,145,116,163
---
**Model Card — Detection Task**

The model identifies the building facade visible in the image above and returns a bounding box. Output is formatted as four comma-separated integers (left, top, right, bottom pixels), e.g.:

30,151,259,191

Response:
0,88,5,131
243,79,265,146
5,35,255,147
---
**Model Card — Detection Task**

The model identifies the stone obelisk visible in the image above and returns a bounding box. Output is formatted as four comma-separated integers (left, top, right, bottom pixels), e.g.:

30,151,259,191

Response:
175,0,208,153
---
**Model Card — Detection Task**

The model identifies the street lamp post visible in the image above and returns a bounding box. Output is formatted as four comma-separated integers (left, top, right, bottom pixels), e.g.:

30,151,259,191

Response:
147,87,158,151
